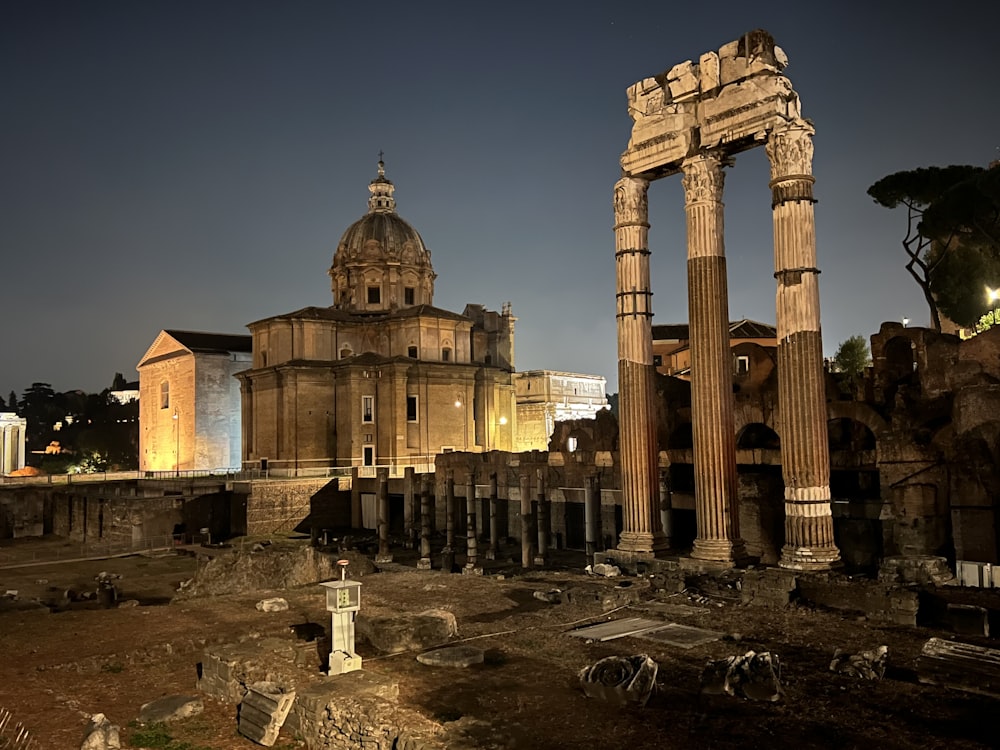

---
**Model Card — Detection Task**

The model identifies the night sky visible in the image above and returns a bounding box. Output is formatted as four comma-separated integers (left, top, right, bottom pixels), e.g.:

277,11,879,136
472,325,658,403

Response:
3,1,998,398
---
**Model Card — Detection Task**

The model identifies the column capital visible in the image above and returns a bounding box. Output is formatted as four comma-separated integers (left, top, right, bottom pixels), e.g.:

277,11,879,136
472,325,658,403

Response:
613,176,649,228
766,120,815,181
681,153,726,207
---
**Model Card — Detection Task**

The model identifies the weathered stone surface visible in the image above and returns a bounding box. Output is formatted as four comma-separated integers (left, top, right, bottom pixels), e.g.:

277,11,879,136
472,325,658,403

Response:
918,637,1000,697
137,695,204,725
238,682,295,747
80,713,120,750
356,609,458,654
579,654,658,707
830,646,888,680
255,597,289,612
701,650,782,701
416,645,485,668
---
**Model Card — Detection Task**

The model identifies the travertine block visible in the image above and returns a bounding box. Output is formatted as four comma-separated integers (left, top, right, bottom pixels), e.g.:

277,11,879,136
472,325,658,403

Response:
719,55,780,86
667,60,699,101
699,77,795,150
699,52,720,92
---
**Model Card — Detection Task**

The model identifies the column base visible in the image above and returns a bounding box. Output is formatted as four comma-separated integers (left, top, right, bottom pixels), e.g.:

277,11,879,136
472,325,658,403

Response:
691,537,748,566
617,530,670,557
779,544,841,571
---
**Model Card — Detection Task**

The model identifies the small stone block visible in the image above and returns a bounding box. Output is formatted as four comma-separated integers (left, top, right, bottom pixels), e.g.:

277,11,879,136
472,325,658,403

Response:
533,556,547,567
375,554,394,564
416,645,485,668
416,558,432,570
328,652,363,675
462,565,483,576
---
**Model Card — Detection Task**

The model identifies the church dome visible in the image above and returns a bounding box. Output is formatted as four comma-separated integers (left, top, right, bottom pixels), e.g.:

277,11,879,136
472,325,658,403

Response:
329,159,436,312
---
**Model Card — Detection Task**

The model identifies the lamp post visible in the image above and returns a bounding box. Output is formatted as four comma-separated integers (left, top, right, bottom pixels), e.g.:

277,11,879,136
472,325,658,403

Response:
172,407,179,476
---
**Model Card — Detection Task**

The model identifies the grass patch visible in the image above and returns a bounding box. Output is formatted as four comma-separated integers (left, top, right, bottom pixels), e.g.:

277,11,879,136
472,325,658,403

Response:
126,721,211,750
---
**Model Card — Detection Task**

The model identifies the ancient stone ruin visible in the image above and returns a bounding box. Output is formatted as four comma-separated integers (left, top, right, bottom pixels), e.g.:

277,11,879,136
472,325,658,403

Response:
614,29,839,571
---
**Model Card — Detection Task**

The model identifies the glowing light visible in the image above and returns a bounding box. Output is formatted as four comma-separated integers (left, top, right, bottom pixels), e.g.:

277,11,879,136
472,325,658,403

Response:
987,286,1000,303
901,317,909,327
499,416,507,425
454,400,462,408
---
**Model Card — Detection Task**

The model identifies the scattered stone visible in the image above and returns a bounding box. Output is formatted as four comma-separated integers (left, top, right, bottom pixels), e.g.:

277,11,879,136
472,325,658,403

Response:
416,645,485,668
917,637,1000,697
3,590,17,598
701,650,782,701
579,654,658,707
591,563,621,578
830,645,888,680
256,597,289,612
533,589,562,603
238,681,295,747
80,712,121,750
137,695,204,725
117,599,139,608
357,609,457,654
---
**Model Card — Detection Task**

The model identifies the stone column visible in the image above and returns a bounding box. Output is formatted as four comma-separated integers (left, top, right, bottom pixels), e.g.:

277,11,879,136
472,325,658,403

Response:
442,470,456,572
682,153,745,565
376,468,391,562
613,175,667,555
418,474,432,569
584,475,599,558
519,469,534,568
403,466,416,549
535,469,548,566
487,471,499,560
465,477,478,572
766,121,841,570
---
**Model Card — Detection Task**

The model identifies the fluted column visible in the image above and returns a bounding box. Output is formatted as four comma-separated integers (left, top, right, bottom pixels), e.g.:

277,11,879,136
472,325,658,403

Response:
682,154,746,564
614,175,667,554
766,121,841,570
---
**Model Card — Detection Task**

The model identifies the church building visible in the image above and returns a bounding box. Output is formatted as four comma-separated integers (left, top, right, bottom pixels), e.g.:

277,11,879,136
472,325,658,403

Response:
236,160,517,475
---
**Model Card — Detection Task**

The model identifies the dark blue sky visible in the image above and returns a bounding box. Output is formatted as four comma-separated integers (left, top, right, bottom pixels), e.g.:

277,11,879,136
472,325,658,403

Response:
3,1,998,397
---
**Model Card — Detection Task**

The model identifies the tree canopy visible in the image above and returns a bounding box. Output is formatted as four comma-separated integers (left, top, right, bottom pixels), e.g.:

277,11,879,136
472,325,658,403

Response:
868,164,1000,329
833,335,871,377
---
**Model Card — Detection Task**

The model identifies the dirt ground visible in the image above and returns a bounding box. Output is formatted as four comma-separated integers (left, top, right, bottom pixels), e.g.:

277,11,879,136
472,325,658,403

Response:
0,535,998,750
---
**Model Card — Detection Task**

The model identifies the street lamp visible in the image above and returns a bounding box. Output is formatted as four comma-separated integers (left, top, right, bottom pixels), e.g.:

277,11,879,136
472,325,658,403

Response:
987,286,1000,304
172,408,179,476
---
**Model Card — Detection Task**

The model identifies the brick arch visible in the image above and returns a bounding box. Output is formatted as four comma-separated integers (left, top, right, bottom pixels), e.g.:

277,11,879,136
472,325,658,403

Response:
826,401,889,440
733,402,776,438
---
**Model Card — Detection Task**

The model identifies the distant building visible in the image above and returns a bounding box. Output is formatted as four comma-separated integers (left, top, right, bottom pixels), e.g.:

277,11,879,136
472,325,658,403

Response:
0,412,27,475
235,160,518,475
652,319,777,380
514,370,608,451
136,330,251,472
109,380,139,405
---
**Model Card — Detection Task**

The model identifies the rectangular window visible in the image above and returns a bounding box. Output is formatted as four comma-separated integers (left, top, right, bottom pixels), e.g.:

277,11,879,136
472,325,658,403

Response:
653,355,663,367
406,395,418,422
407,345,418,358
404,287,415,305
735,355,750,375
441,348,451,362
367,286,380,304
362,395,374,423
363,445,374,466
160,381,170,409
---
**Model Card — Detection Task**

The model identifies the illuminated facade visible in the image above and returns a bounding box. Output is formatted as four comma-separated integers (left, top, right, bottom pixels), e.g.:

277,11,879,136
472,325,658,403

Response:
0,412,27,475
514,371,608,451
136,330,251,472
236,161,517,475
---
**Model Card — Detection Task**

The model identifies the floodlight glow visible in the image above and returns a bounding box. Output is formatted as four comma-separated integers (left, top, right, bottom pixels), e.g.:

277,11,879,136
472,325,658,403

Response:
499,416,508,425
454,400,462,408
987,286,1000,303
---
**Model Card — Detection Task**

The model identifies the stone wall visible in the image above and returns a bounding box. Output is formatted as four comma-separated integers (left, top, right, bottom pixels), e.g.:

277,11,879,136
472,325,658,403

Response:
246,478,332,536
198,639,447,749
